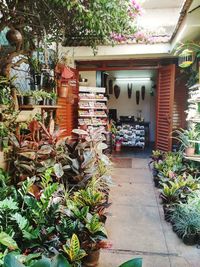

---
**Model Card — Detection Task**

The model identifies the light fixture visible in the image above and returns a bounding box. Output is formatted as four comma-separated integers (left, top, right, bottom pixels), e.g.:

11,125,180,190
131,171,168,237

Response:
115,77,151,82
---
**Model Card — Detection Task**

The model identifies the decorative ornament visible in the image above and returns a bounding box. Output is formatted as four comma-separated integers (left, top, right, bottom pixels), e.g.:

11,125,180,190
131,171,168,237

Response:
127,83,132,98
108,79,113,94
114,85,120,99
6,29,23,51
178,49,194,68
141,85,145,100
136,90,140,105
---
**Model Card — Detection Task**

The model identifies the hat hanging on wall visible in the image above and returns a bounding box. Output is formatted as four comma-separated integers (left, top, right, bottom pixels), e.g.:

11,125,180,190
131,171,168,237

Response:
114,84,120,99
136,90,140,105
141,85,145,100
127,83,132,99
108,79,113,94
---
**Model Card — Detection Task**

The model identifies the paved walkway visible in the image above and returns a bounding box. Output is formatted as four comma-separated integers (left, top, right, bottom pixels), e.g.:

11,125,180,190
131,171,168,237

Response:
99,157,200,267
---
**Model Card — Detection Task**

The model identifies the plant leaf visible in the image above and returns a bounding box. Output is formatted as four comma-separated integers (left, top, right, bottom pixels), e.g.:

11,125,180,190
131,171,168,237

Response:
52,254,71,267
119,258,143,267
0,232,18,250
4,254,24,267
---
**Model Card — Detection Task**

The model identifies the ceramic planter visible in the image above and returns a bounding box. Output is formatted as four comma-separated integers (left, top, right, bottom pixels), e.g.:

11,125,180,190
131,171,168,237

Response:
185,147,195,156
83,249,100,267
23,96,35,105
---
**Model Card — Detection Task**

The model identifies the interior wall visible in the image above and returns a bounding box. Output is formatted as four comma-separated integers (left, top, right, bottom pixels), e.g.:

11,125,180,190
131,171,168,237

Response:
79,71,96,86
108,81,156,142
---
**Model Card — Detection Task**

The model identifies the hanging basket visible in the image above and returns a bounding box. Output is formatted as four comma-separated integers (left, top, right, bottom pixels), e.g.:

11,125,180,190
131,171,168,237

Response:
178,49,194,68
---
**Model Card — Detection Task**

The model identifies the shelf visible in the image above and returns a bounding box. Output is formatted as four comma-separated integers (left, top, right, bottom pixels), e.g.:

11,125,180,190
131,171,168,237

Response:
20,105,61,110
184,155,200,162
79,123,107,126
79,114,107,118
188,98,200,103
79,86,105,93
79,106,107,110
79,98,107,102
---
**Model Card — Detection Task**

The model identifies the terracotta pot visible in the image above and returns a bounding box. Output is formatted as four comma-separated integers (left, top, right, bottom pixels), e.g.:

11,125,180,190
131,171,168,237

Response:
185,147,195,156
83,250,100,267
58,83,69,98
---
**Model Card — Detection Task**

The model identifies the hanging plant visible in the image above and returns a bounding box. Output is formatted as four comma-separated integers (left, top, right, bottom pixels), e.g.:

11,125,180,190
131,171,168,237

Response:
141,85,145,100
114,85,120,99
127,83,132,99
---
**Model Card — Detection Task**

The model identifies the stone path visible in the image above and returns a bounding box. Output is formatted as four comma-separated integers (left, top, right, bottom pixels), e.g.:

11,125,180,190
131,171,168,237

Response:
99,157,200,267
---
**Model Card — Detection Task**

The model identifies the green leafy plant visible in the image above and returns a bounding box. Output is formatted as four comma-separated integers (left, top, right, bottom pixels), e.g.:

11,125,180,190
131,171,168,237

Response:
3,253,71,267
63,234,86,267
119,258,143,267
173,128,199,149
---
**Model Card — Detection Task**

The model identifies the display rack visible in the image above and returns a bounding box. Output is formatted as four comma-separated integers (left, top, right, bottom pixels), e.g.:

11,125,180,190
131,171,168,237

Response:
116,123,146,149
78,86,108,129
185,84,200,162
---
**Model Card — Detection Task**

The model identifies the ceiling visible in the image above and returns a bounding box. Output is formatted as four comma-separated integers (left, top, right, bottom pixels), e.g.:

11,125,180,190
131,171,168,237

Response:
142,0,185,9
138,0,186,37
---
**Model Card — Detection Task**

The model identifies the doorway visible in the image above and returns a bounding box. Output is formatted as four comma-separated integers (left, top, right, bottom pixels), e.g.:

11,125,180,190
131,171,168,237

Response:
77,60,187,154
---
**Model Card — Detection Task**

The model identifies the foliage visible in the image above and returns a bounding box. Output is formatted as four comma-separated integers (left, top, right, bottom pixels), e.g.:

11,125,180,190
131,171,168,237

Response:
119,258,143,267
173,127,199,149
63,234,86,267
0,0,141,49
3,253,71,267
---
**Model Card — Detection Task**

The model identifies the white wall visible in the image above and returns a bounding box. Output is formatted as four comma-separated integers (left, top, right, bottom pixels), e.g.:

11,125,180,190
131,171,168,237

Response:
108,81,156,141
79,71,96,86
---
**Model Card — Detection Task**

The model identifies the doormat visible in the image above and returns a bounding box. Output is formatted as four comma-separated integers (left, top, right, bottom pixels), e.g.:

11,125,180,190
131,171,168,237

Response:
111,157,132,168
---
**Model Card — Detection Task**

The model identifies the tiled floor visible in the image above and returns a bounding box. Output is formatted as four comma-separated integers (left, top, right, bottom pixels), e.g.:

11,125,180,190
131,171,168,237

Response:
99,156,200,267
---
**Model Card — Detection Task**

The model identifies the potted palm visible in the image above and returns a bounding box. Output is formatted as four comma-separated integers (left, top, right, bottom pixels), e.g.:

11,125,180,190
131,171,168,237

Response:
173,128,199,156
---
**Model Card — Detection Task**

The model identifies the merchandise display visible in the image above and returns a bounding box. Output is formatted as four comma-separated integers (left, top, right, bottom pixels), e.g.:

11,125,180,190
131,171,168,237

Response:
78,86,108,129
116,124,145,148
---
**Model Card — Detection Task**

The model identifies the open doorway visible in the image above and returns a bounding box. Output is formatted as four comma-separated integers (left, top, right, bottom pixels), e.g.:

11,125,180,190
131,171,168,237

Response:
105,69,157,156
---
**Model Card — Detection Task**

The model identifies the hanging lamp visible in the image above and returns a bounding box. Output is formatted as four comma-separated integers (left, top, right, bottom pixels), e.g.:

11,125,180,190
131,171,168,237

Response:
178,49,194,68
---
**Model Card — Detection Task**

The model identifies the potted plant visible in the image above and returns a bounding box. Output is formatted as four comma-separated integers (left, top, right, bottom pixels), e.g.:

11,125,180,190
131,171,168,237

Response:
173,128,199,156
49,92,57,105
23,91,35,105
0,76,12,106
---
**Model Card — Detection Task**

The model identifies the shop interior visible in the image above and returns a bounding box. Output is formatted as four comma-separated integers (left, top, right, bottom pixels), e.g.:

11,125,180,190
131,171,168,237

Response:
79,69,157,154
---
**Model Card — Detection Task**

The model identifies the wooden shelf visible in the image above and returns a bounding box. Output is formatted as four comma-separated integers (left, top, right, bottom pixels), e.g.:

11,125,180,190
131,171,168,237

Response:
79,114,107,118
20,105,61,110
79,98,107,102
79,106,107,110
184,155,200,162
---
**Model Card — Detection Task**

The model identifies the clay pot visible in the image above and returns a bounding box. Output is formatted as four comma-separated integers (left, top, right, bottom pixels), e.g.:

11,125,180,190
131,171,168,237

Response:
185,147,195,157
58,83,69,98
83,250,100,267
6,29,22,46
